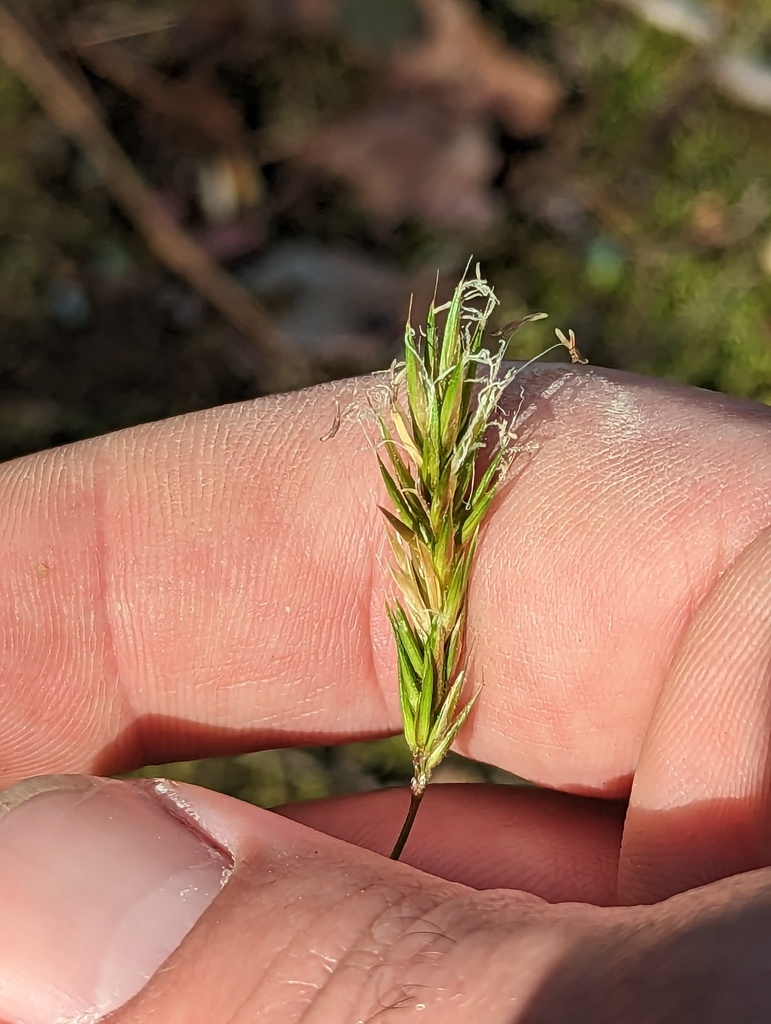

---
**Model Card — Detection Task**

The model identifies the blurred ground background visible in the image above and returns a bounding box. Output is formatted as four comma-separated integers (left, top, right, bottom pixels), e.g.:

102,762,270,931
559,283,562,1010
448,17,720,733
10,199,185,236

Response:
1,0,770,804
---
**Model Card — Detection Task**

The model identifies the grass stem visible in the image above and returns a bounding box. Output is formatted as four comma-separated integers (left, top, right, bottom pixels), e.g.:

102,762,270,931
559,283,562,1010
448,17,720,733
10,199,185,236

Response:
389,786,425,860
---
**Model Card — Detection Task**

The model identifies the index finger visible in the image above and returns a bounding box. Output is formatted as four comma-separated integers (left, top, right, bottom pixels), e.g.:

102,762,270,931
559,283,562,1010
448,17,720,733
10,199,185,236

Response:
1,367,769,791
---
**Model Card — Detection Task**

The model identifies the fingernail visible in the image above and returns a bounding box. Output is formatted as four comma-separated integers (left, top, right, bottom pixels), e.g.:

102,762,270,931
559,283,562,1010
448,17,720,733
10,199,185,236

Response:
0,775,233,1024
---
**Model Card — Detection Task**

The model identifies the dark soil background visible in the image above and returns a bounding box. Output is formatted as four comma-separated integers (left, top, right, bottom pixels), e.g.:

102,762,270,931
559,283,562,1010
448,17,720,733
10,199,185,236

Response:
1,0,770,803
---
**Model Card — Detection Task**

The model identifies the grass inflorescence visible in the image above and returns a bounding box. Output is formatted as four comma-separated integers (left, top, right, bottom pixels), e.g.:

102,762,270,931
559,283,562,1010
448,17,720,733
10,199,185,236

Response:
377,265,584,860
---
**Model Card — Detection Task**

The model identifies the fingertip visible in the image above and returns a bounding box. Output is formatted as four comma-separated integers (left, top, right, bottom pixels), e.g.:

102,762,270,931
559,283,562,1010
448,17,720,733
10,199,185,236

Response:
620,526,771,903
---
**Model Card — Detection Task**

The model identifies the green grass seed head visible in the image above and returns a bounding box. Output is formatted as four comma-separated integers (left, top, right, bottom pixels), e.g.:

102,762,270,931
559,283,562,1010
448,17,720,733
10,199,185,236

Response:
378,264,584,859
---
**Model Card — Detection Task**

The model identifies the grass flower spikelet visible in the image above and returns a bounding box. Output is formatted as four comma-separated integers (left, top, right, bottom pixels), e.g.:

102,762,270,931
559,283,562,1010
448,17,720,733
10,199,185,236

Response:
378,265,585,859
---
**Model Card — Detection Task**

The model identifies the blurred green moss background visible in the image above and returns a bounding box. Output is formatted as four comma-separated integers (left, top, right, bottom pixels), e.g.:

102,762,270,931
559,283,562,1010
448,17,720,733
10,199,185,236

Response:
1,0,769,804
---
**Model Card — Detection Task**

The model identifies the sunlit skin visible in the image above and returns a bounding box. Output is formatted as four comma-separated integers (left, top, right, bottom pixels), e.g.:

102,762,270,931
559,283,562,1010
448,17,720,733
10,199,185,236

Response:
1,365,770,1021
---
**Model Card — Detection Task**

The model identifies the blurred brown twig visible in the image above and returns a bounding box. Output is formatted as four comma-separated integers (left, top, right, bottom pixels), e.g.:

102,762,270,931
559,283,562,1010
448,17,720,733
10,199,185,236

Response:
0,5,314,392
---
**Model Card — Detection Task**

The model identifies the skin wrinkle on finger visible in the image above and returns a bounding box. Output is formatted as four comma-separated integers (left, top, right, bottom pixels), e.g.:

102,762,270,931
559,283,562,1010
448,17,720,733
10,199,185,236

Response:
93,440,137,749
241,849,437,1017
0,369,769,793
259,881,455,1022
352,882,617,1023
0,441,128,780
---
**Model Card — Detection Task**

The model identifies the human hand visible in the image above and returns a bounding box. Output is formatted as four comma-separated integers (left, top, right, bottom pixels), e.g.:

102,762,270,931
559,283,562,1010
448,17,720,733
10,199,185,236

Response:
0,366,769,1022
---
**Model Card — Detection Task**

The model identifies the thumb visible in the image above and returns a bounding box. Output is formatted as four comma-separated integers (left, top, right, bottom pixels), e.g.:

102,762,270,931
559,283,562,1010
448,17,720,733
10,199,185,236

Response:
0,774,590,1024
0,775,232,1023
